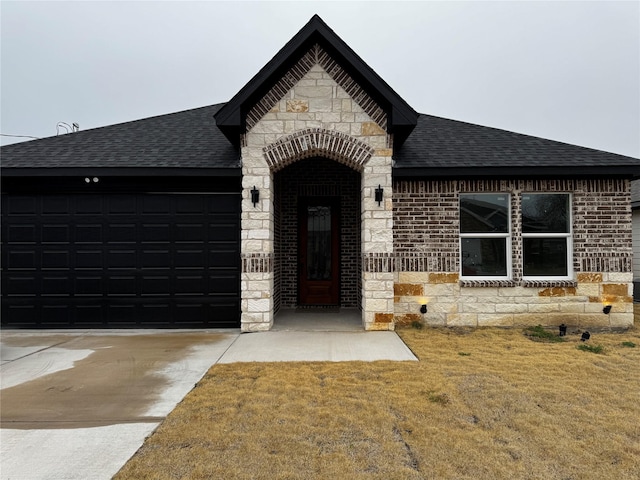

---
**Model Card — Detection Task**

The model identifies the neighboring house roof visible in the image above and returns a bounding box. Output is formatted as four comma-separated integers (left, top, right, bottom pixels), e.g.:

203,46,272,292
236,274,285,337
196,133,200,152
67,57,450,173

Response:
1,104,240,176
632,180,640,208
2,105,639,178
393,114,640,177
214,14,419,149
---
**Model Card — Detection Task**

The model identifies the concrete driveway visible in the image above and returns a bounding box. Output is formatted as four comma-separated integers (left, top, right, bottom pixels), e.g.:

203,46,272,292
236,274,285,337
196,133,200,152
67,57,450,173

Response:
0,330,239,480
0,327,415,479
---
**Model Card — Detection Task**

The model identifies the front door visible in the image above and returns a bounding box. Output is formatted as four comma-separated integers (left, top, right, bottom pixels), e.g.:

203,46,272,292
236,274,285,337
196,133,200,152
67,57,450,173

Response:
298,197,340,305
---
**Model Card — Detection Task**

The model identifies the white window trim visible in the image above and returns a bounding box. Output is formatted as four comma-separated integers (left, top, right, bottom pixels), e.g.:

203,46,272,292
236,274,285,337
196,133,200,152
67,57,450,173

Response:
459,194,512,281
521,193,573,281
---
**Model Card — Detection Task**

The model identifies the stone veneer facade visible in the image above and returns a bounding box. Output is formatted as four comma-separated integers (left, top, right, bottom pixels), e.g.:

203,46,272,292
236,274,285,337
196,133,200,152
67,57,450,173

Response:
239,43,634,332
393,179,634,330
240,45,394,332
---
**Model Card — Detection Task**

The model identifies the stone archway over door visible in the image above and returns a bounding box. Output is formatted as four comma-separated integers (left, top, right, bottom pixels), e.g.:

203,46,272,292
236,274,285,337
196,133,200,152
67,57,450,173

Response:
274,157,361,313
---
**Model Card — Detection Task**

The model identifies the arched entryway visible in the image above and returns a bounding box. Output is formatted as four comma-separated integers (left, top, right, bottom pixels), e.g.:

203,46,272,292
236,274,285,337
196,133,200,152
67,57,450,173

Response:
273,157,361,318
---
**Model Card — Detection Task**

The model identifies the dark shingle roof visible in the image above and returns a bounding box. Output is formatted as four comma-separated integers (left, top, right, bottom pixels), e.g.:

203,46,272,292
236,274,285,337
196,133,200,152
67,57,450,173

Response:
1,104,239,172
394,114,640,177
3,106,638,178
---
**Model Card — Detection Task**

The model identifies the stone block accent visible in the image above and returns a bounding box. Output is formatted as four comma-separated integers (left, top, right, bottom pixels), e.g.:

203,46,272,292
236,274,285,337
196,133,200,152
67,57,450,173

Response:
362,122,386,136
429,273,459,284
602,284,629,297
577,273,603,283
375,313,394,323
538,287,577,297
394,283,423,296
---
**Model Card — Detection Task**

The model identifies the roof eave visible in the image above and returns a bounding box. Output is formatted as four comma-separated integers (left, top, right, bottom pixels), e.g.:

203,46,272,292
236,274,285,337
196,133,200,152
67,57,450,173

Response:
392,165,640,179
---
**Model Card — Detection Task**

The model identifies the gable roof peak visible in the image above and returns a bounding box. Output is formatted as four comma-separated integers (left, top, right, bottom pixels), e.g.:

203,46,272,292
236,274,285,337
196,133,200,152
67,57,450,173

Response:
214,15,418,148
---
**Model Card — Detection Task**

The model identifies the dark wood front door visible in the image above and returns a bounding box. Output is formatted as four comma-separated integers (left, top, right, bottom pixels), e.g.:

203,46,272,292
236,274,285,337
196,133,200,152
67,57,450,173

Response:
298,197,339,305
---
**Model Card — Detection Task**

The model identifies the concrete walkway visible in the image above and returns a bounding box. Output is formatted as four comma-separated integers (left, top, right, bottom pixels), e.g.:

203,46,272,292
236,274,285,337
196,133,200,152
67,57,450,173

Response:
0,323,416,480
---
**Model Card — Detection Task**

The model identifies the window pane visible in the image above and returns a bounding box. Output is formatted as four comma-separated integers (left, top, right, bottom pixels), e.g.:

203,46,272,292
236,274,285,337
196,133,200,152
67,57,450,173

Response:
523,238,568,276
522,194,569,233
461,238,507,276
460,194,509,233
307,206,331,280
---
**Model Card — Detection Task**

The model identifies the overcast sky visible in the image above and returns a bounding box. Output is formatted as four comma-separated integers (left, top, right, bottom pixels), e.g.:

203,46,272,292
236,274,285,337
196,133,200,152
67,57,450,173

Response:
1,1,638,158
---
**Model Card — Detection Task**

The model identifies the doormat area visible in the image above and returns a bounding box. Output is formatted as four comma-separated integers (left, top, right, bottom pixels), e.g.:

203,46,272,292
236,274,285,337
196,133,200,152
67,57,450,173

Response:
296,306,340,313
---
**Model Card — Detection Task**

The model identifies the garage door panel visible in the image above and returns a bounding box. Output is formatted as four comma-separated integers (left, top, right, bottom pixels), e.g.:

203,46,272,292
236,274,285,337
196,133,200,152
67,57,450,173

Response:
107,304,138,324
174,303,208,324
42,250,70,269
176,224,206,242
42,276,71,295
8,250,37,269
142,304,172,324
4,305,38,325
175,275,206,294
76,250,103,269
5,275,37,295
210,274,240,294
210,249,241,268
42,224,70,244
107,249,137,269
108,224,137,243
107,276,137,295
141,276,171,295
76,224,103,244
142,224,170,242
174,250,206,267
7,224,37,243
141,196,172,214
75,277,103,296
6,196,37,215
175,196,205,214
208,222,239,241
2,191,240,328
141,250,171,267
75,196,103,215
108,196,137,215
42,197,69,215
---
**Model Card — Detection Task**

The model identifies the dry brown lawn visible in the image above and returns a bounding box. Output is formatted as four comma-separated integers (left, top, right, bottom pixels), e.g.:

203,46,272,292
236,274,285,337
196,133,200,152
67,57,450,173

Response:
115,327,640,480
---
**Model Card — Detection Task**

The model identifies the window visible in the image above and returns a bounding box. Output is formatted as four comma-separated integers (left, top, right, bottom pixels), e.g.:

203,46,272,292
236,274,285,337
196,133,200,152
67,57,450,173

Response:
521,193,572,279
460,194,511,279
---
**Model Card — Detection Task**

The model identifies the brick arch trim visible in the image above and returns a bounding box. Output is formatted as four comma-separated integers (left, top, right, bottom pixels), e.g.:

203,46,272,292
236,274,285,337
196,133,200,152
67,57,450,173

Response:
263,128,375,172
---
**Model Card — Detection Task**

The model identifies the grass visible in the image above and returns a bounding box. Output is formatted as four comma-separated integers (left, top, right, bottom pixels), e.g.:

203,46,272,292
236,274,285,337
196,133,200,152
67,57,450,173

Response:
115,327,640,480
523,324,565,343
577,343,605,354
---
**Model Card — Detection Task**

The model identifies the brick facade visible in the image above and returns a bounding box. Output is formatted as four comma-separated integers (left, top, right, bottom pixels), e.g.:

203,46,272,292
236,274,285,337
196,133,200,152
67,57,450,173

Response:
274,158,360,309
237,39,634,333
393,179,633,330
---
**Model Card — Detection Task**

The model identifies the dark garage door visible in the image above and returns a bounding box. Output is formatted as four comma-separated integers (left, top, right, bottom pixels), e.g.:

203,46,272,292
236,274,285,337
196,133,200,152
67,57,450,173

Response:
2,191,240,328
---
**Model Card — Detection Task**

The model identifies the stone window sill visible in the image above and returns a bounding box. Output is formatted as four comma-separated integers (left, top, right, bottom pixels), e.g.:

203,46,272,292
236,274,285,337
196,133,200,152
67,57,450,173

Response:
459,280,517,288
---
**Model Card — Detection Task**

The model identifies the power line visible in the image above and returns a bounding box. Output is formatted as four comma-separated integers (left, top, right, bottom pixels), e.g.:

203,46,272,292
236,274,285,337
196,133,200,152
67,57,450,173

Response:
1,133,40,140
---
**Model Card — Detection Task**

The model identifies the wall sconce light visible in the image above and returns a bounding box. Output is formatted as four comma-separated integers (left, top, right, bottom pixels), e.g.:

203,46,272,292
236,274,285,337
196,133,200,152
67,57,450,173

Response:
251,186,259,207
375,184,384,206
420,304,427,314
603,305,612,315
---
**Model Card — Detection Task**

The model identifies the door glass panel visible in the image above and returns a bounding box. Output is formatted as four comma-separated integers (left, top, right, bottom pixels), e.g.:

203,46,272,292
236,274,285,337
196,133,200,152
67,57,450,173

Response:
307,206,331,280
